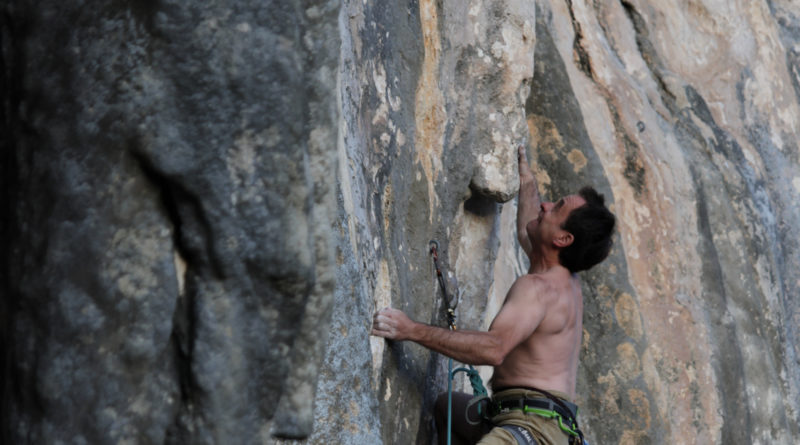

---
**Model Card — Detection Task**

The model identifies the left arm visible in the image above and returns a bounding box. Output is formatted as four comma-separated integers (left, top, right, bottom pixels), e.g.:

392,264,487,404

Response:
371,276,548,366
371,309,504,365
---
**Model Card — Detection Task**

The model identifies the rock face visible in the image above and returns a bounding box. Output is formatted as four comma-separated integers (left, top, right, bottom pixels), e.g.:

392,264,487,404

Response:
2,1,799,445
1,1,339,443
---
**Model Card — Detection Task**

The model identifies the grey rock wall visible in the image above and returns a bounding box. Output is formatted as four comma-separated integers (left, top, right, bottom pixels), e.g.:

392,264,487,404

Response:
2,1,799,444
2,0,338,443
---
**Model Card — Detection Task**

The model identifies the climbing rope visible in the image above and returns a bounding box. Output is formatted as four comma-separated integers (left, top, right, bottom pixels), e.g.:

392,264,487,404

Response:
429,241,489,445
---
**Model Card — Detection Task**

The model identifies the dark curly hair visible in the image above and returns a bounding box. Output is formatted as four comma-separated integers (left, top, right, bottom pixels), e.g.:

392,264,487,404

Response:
558,186,616,273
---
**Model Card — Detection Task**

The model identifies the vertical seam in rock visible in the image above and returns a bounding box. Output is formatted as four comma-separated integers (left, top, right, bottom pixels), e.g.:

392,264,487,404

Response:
689,165,754,443
618,0,678,113
1,6,38,443
564,0,594,79
129,150,200,421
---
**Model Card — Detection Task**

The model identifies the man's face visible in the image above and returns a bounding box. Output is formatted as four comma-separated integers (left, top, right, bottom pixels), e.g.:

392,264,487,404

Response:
526,194,587,247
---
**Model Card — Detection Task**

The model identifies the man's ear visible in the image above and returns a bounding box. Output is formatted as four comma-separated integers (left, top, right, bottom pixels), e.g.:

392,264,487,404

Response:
553,231,574,248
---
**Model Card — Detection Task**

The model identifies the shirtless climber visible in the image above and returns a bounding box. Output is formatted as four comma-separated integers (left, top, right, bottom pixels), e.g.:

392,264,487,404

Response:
371,146,616,444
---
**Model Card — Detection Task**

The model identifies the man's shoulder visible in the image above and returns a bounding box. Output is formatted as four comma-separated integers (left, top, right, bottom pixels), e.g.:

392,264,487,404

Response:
517,268,577,298
512,273,553,301
521,266,573,284
515,272,547,287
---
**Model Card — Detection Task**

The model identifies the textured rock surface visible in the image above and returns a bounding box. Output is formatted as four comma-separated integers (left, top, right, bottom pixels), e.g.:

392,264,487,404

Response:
2,1,799,445
306,0,800,444
2,0,339,443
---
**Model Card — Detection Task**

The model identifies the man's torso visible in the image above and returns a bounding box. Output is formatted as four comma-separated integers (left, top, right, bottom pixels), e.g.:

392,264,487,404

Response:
490,268,583,398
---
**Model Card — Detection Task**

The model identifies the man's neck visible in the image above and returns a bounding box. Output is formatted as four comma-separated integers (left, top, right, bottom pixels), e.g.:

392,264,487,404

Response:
527,251,563,274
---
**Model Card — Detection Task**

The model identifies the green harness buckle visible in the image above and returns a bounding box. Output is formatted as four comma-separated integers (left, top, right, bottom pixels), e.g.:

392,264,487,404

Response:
520,406,580,438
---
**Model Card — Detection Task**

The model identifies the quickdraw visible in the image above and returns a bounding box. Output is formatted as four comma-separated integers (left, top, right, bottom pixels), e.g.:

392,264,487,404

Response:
429,240,458,330
429,240,489,445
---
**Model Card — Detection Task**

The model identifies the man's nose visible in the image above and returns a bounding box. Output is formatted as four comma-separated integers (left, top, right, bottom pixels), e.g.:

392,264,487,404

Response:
541,202,553,212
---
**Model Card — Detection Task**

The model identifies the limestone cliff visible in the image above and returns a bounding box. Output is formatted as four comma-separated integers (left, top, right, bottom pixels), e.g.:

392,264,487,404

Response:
1,1,799,445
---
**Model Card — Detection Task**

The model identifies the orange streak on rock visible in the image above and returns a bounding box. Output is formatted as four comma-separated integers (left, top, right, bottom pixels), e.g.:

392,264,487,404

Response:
414,0,446,221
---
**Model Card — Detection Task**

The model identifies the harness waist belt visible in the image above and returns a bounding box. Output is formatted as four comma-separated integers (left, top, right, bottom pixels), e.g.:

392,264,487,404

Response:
492,397,577,423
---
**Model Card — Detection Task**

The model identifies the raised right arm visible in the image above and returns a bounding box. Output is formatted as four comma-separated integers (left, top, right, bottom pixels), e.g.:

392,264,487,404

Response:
517,146,541,260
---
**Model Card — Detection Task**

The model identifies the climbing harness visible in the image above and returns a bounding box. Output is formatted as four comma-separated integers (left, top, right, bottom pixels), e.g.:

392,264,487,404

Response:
429,241,587,445
428,240,489,445
490,387,585,444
